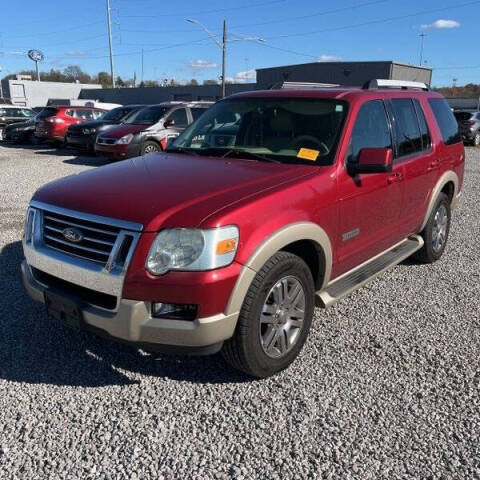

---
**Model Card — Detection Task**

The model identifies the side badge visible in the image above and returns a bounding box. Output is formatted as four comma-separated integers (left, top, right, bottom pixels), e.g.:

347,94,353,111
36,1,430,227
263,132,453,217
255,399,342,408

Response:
342,228,360,242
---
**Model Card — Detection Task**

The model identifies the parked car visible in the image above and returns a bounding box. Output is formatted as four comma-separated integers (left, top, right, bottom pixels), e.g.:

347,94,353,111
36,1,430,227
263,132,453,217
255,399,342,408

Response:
65,105,145,152
34,106,106,143
0,105,35,140
94,101,211,160
453,110,480,146
21,80,464,378
2,112,40,143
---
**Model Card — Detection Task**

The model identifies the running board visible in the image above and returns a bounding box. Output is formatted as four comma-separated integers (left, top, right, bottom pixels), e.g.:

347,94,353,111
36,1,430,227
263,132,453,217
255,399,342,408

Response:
316,235,424,308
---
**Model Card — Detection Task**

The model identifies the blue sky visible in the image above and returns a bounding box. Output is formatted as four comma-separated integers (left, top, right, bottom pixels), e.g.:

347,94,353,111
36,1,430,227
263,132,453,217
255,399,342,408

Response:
1,0,479,87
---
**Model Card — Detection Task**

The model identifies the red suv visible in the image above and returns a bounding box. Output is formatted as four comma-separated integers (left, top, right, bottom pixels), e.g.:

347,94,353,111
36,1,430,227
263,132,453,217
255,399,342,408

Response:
35,106,106,143
22,80,464,378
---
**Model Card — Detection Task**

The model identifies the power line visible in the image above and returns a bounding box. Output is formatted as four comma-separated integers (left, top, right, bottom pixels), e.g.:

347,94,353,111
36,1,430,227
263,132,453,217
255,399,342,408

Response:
118,0,287,18
263,0,480,40
5,21,104,39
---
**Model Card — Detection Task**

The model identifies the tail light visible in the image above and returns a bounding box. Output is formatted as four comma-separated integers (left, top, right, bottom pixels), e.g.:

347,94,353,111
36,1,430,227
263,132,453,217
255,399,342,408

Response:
46,117,65,124
465,120,475,126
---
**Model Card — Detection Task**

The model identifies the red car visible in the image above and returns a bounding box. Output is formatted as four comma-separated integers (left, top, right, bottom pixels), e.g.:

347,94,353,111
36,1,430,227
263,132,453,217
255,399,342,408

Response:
22,80,464,378
35,106,106,143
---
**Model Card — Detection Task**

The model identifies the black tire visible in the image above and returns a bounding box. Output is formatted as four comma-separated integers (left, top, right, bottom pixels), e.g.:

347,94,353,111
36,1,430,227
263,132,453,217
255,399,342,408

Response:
473,131,480,147
413,192,451,263
141,141,161,155
222,251,315,378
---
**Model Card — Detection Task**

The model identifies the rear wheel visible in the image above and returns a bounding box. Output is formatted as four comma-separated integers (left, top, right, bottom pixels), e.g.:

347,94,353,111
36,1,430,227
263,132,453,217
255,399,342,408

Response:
413,192,451,263
222,251,314,378
141,141,161,155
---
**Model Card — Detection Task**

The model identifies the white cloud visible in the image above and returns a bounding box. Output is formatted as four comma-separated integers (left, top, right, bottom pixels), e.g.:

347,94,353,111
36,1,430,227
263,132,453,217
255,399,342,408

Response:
225,69,256,84
188,59,217,70
317,54,342,62
421,19,460,30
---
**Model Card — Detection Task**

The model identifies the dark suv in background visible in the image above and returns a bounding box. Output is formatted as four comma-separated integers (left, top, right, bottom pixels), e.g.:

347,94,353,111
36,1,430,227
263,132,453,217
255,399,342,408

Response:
0,106,35,140
454,110,480,146
94,101,212,160
65,105,144,152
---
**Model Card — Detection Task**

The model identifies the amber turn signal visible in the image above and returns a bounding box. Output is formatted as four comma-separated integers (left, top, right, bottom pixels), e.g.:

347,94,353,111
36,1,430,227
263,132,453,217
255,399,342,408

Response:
216,238,237,255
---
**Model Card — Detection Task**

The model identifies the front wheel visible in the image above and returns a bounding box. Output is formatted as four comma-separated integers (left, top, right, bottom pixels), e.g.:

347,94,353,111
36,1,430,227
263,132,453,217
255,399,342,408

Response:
413,192,451,263
141,141,161,155
222,251,314,378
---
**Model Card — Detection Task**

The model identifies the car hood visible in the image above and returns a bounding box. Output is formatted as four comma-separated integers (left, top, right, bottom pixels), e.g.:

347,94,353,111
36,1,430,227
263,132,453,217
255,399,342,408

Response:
32,153,316,231
68,119,115,131
6,120,33,130
98,123,147,138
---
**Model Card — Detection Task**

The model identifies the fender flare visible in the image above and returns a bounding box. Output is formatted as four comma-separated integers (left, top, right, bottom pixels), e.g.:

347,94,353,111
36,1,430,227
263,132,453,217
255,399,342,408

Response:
225,222,332,316
420,171,459,231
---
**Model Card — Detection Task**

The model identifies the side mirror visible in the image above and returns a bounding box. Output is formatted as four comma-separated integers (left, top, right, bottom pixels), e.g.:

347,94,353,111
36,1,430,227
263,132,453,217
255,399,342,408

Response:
352,148,393,174
164,119,175,128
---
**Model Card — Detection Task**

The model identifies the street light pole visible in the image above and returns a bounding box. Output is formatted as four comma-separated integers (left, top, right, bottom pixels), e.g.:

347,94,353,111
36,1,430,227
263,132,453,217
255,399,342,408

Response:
221,20,226,98
186,18,263,99
106,0,116,88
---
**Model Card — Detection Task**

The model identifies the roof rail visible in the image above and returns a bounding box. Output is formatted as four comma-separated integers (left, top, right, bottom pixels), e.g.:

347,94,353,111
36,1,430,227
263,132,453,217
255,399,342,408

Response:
363,79,429,91
271,81,340,90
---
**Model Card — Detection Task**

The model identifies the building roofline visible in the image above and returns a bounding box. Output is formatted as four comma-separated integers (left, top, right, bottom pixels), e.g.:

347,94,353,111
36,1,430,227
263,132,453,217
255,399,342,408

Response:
256,60,432,72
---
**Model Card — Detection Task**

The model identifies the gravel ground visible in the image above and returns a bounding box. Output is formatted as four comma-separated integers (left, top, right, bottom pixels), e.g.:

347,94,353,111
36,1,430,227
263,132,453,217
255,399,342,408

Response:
0,143,478,479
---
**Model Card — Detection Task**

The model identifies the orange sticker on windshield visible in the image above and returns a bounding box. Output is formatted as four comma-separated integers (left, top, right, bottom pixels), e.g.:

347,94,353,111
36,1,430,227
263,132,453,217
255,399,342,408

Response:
297,148,319,161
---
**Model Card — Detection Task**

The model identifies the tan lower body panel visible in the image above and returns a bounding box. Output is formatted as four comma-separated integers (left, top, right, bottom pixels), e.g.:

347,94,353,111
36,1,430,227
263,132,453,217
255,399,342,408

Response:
21,260,238,348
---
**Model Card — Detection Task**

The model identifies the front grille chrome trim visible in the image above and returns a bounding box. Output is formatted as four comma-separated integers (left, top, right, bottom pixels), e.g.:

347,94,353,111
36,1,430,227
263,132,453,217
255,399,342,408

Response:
23,202,143,311
30,200,143,232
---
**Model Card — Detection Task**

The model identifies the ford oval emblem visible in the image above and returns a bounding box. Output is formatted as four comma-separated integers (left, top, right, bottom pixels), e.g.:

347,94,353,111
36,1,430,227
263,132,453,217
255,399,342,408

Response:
62,227,83,243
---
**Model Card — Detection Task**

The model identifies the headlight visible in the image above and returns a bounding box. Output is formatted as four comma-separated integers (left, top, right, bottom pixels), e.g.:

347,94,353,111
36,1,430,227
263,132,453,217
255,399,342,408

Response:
83,127,96,135
146,226,239,275
116,133,134,145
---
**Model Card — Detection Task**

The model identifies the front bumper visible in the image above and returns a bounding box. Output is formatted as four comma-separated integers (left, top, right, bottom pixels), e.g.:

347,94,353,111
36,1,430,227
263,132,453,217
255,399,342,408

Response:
65,133,95,149
95,142,141,160
22,260,238,353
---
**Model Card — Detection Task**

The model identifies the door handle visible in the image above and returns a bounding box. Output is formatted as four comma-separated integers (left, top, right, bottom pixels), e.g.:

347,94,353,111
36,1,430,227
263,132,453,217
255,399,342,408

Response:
427,159,440,171
387,172,403,184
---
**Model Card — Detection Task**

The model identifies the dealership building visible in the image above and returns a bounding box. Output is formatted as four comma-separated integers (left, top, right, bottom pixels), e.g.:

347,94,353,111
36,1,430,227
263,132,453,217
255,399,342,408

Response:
2,61,433,108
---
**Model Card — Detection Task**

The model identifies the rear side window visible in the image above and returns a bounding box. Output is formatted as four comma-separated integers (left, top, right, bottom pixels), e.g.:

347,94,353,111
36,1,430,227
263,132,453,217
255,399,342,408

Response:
168,108,188,126
413,99,431,151
74,109,94,120
428,98,461,145
390,99,422,157
348,100,392,164
191,107,207,122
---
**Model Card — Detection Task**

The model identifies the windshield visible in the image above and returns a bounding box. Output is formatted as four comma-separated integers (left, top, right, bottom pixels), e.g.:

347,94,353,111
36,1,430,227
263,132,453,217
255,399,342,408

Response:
101,106,137,122
36,107,58,119
125,106,169,125
168,97,348,165
454,111,474,122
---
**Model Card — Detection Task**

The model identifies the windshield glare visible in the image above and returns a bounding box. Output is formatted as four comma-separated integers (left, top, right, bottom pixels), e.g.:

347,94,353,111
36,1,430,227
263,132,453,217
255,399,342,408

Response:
125,106,168,125
101,107,135,122
170,97,347,164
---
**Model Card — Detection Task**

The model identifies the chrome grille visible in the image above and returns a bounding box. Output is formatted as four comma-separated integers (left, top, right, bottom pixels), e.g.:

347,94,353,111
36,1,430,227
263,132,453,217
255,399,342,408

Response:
96,137,116,145
40,210,132,268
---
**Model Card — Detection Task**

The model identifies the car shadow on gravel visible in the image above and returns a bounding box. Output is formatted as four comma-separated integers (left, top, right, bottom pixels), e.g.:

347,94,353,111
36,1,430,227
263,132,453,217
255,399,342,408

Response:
0,241,249,387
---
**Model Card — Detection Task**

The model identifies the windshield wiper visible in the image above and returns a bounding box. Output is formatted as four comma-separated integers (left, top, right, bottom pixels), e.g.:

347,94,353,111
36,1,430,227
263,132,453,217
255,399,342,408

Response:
210,147,280,163
166,146,200,156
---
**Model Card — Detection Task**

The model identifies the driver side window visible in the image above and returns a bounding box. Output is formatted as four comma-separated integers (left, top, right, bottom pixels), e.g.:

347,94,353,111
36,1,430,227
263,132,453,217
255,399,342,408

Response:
348,100,392,164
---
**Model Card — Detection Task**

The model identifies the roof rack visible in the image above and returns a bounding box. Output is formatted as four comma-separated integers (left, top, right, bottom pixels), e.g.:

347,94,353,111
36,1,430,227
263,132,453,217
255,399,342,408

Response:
271,81,341,90
363,79,429,91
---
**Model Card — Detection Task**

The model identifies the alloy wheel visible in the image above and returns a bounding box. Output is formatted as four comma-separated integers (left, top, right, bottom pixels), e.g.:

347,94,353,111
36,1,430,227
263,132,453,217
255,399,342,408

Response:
259,275,306,359
432,204,448,253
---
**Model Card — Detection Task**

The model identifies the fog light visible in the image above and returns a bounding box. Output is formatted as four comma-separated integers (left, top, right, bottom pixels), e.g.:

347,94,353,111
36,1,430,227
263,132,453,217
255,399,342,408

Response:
151,302,197,320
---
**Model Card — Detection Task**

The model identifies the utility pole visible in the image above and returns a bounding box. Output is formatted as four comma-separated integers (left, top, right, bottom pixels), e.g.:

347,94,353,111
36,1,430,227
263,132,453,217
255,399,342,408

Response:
221,20,226,98
141,48,144,84
106,0,115,88
419,33,426,66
